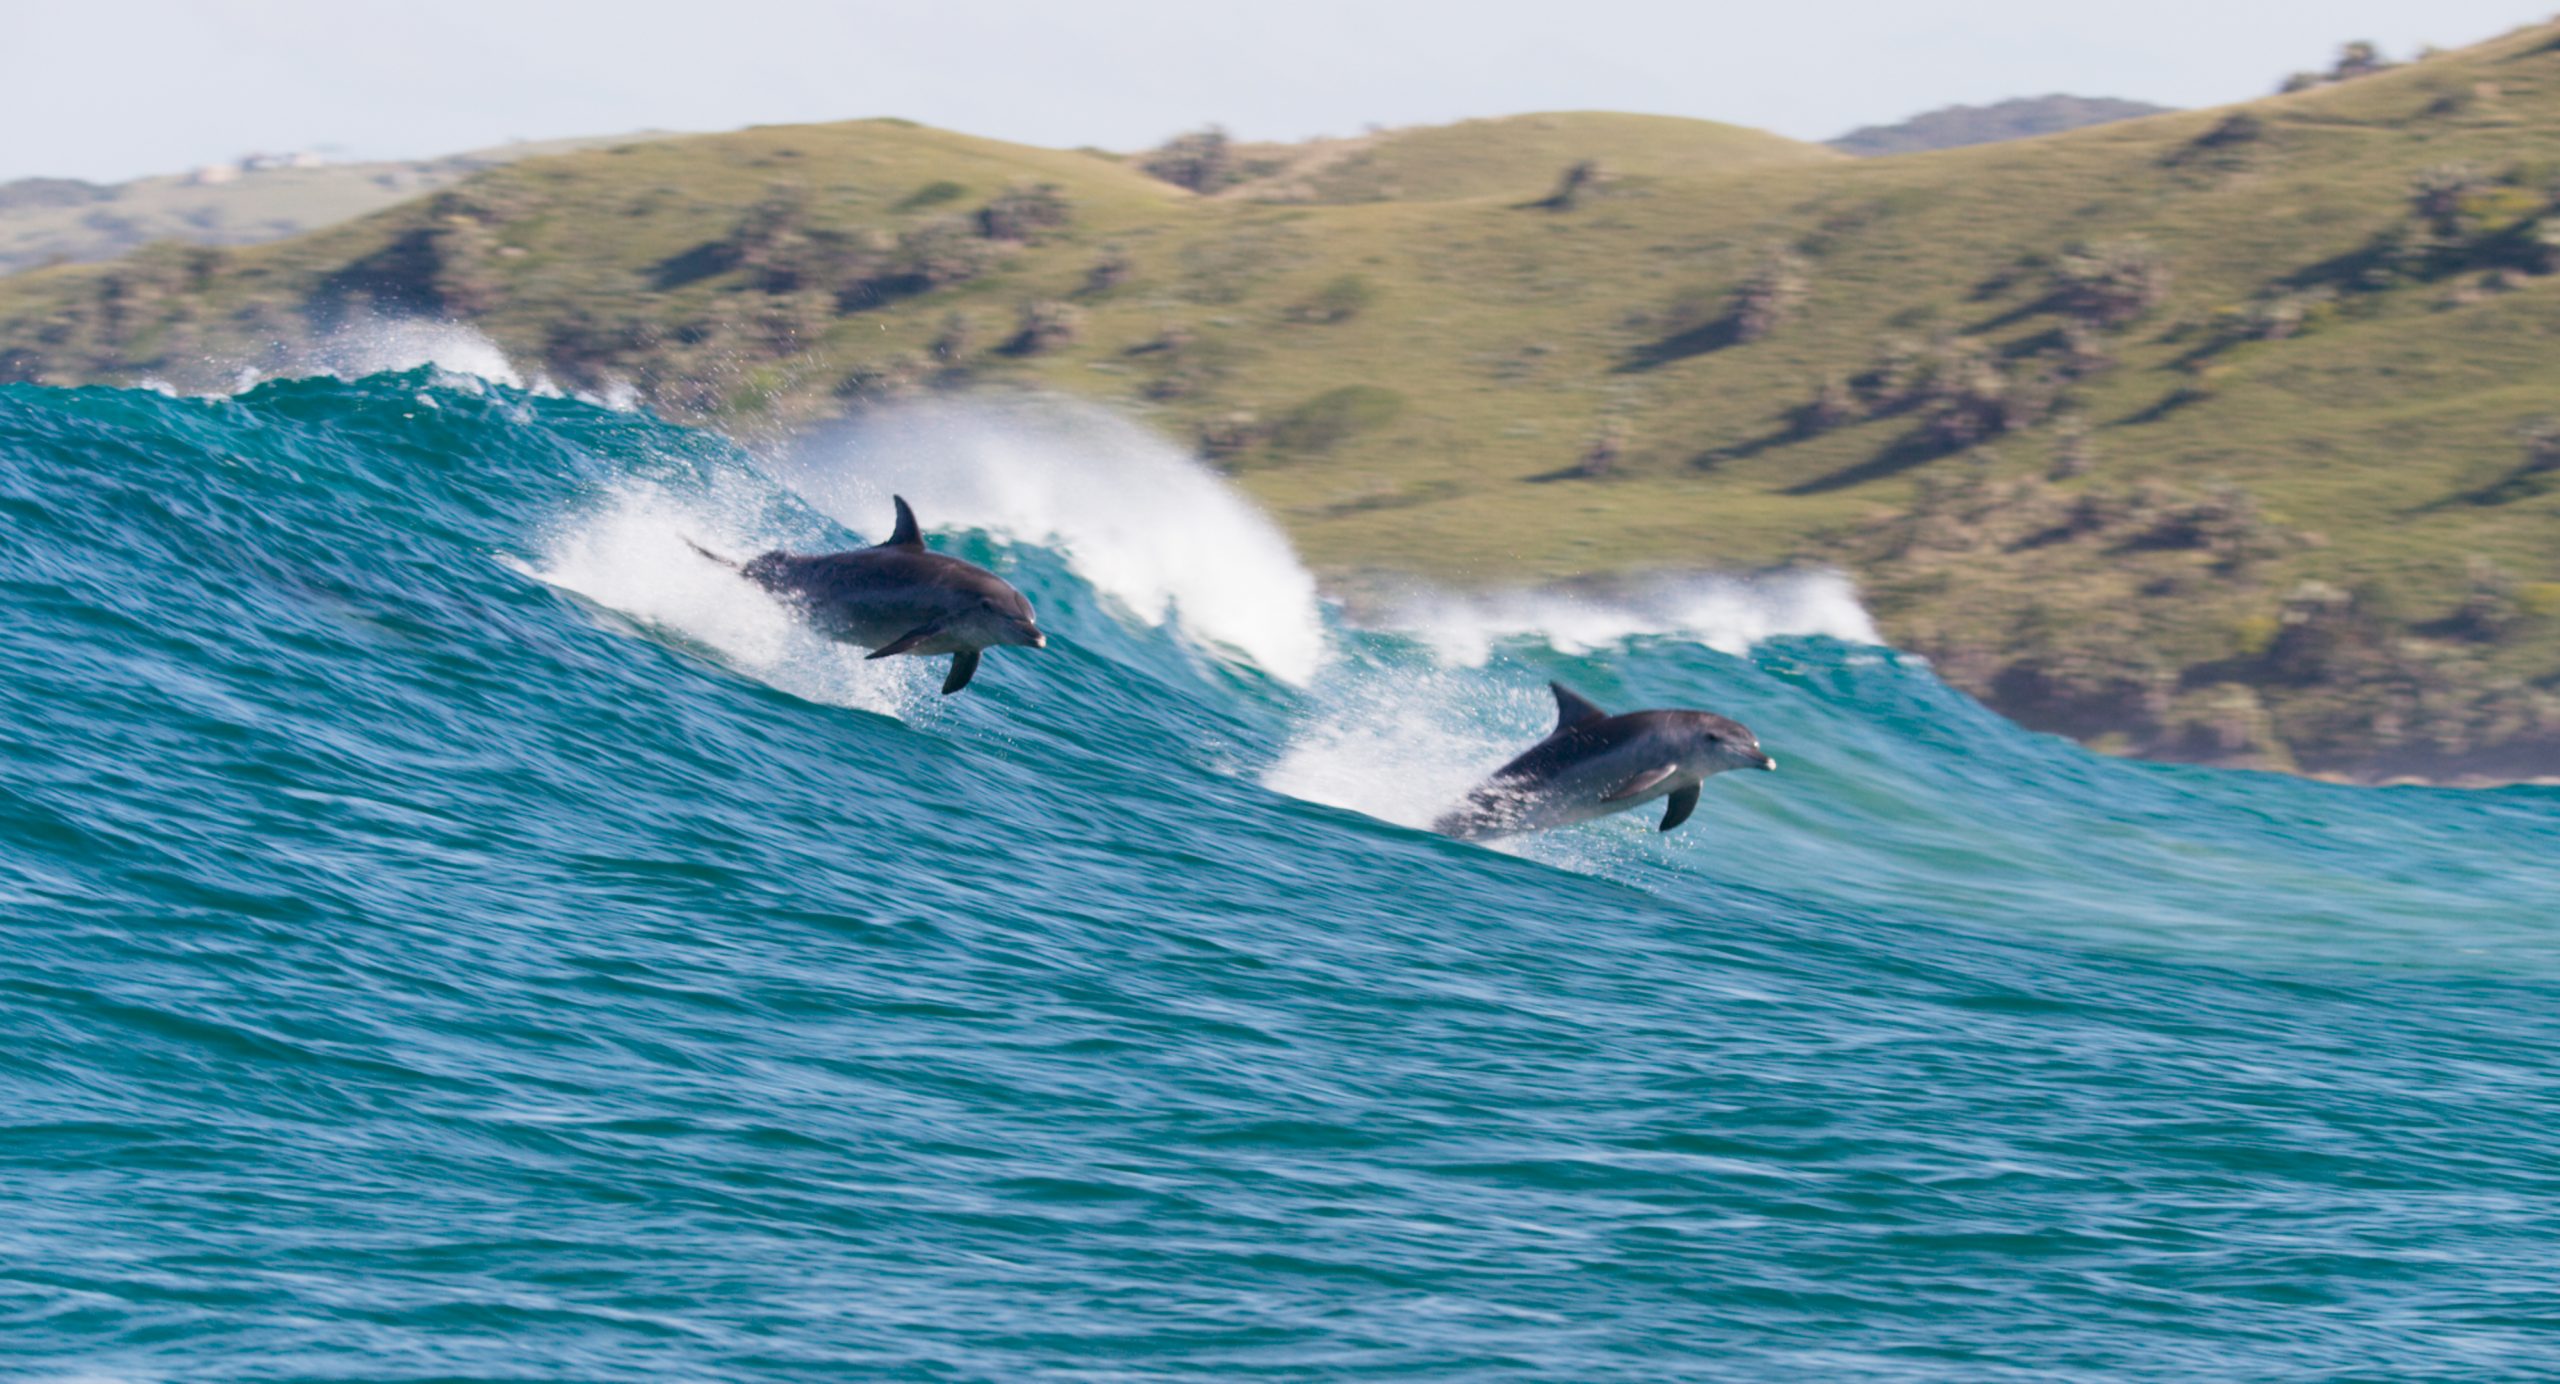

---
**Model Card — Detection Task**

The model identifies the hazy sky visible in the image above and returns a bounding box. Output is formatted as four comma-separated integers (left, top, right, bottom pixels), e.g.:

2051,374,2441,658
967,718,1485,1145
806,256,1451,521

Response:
6,1,2552,182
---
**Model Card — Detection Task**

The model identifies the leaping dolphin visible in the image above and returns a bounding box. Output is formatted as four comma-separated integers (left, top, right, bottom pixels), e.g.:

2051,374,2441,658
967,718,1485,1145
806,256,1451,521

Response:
1433,682,1775,840
689,495,1046,695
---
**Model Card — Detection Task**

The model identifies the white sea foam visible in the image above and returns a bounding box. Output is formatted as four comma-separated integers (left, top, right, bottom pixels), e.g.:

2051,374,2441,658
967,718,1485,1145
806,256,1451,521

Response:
1259,666,1669,877
1264,574,1867,867
200,319,654,408
505,479,933,719
307,320,530,390
1263,667,1535,833
1378,571,1880,667
585,375,644,412
772,397,1330,684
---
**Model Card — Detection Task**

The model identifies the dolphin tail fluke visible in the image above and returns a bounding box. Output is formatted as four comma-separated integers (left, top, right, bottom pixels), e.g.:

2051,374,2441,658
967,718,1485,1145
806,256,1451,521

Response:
1659,784,1700,832
683,538,742,572
941,650,981,695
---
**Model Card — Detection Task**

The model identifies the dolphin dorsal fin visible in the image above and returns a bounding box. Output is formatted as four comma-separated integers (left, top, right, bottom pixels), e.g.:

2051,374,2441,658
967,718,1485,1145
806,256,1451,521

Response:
878,495,926,551
1550,682,1607,732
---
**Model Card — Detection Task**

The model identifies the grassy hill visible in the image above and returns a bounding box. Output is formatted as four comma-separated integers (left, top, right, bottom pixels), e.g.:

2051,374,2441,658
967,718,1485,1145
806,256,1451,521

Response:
0,136,635,277
1222,112,1842,202
8,24,2560,781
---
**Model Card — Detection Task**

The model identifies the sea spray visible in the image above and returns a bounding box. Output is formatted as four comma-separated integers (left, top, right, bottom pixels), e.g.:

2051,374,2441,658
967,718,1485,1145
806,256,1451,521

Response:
181,317,639,410
1372,570,1881,666
508,478,934,719
774,397,1331,684
7,373,2560,1381
310,320,533,391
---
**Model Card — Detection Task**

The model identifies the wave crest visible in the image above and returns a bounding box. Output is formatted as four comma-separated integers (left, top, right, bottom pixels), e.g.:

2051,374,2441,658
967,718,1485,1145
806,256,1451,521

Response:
1375,571,1879,666
773,397,1330,684
507,480,935,718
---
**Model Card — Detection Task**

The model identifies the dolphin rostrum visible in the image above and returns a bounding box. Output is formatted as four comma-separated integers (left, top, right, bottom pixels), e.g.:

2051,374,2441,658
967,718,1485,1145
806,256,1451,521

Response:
1432,682,1775,840
689,495,1046,695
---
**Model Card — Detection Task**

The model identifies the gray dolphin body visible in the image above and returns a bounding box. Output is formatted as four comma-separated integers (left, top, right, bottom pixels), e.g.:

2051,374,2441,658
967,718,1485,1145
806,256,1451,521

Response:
1433,683,1775,840
692,496,1046,695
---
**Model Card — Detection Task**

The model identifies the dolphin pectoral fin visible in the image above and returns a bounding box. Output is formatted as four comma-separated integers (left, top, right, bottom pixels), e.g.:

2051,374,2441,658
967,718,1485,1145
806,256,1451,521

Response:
941,649,981,695
866,618,948,659
1658,784,1701,832
683,538,741,572
1601,765,1678,802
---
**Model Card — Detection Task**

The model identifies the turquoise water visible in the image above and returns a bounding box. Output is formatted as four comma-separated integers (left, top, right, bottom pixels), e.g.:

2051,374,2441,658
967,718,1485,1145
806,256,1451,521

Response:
4,371,2558,1381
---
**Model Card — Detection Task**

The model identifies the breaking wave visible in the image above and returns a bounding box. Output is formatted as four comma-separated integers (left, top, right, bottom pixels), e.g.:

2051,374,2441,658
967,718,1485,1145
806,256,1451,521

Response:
7,368,2558,1381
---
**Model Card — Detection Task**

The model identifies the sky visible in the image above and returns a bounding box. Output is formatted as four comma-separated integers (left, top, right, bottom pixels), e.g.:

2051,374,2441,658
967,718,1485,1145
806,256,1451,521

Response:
5,0,2554,183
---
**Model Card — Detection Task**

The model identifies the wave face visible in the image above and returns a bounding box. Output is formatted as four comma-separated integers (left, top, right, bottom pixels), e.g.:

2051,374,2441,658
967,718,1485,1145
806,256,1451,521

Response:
5,375,2559,1381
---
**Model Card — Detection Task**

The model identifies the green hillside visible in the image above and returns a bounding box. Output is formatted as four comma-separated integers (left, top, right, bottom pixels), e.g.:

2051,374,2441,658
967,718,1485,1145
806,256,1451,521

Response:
1224,112,1841,203
8,24,2560,780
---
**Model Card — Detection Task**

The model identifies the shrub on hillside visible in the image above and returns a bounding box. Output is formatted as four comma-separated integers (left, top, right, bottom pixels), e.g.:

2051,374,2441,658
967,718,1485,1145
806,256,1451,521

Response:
1269,385,1405,453
1574,419,1630,477
833,352,931,406
1730,250,1811,342
2141,483,2280,571
2524,417,2560,474
2242,287,2335,342
1136,327,1240,401
747,290,831,354
1197,410,1266,461
2056,320,2116,378
976,182,1072,243
1540,160,1605,211
2265,582,2383,684
1914,338,2013,449
1082,244,1134,296
317,194,511,320
2049,413,2096,479
1793,373,1857,436
1002,300,1086,356
2409,164,2490,239
1140,127,1237,194
2196,112,2266,150
2277,41,2394,97
930,309,979,363
899,180,967,210
2323,164,2560,292
2166,112,2270,172
1857,335,1928,412
1291,274,1375,324
2051,239,2170,330
2446,557,2527,642
2332,40,2390,81
728,185,815,290
890,217,997,293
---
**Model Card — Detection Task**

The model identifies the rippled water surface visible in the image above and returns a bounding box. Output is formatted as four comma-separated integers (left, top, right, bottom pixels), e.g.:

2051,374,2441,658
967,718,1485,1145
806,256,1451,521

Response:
4,372,2557,1381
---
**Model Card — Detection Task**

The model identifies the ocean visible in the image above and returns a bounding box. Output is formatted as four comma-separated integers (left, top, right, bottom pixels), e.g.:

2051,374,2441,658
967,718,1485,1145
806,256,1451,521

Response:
5,358,2557,1380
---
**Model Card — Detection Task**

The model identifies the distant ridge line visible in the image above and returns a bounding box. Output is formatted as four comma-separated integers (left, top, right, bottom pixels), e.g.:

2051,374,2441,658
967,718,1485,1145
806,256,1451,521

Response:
1828,94,2176,157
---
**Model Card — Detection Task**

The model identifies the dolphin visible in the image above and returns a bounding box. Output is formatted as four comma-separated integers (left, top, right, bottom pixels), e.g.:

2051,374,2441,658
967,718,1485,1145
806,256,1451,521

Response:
1432,682,1775,840
689,495,1046,695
